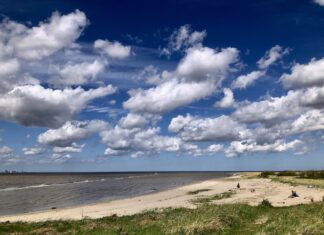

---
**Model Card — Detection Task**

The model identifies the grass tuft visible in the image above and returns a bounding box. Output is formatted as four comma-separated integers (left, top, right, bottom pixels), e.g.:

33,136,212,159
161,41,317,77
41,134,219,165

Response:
1,201,324,234
187,189,211,195
259,199,273,207
191,191,236,204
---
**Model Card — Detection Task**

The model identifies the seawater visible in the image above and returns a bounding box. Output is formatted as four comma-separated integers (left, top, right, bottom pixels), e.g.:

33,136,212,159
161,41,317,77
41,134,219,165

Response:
0,172,231,215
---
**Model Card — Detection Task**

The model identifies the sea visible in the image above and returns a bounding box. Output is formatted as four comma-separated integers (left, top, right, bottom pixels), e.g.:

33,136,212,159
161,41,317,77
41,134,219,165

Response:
0,172,231,216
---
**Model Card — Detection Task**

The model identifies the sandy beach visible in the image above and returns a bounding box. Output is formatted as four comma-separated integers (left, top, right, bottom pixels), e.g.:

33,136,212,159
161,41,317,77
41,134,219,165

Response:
1,173,324,223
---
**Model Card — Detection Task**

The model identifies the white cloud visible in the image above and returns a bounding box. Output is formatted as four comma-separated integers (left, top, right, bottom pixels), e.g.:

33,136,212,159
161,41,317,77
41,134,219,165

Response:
162,24,206,56
38,120,107,147
6,10,87,60
314,0,324,6
118,113,160,129
233,90,302,125
53,143,84,153
124,46,239,114
206,144,223,153
225,139,302,157
94,39,131,59
0,85,115,128
124,79,215,114
50,153,72,163
52,59,107,86
231,70,265,89
281,58,324,88
100,123,201,156
299,86,324,108
0,59,20,77
0,146,13,155
22,147,45,155
168,114,195,132
215,88,235,108
169,114,251,142
291,109,324,133
257,45,290,69
177,47,239,82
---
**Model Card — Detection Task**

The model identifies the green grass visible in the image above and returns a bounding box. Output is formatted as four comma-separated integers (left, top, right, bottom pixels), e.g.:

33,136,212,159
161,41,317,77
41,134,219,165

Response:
187,189,211,195
191,191,236,204
260,170,324,179
258,171,324,189
1,202,324,235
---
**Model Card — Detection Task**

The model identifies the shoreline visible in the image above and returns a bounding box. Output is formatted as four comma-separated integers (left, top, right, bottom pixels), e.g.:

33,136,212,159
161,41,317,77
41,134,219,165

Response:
1,173,324,223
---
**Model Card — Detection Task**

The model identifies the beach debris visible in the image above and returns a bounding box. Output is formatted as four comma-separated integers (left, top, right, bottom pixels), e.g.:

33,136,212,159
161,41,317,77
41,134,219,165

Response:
51,207,57,210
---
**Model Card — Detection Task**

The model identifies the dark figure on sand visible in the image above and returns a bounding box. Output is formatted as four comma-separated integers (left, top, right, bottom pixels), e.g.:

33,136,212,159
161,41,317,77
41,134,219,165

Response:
290,190,299,198
237,183,240,189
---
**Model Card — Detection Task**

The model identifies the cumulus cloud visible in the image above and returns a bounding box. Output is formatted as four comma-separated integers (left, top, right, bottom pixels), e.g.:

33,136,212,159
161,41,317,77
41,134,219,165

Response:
206,144,223,153
169,114,251,142
52,59,107,86
161,24,206,56
0,85,115,128
0,146,13,155
0,59,20,77
38,120,108,147
176,47,239,82
124,46,239,114
118,113,160,129
3,10,87,60
291,109,324,133
233,90,302,125
94,39,131,59
225,139,302,157
281,58,324,88
101,125,200,156
50,153,72,163
100,115,202,157
53,143,84,153
231,70,265,89
124,79,215,114
299,86,324,108
215,88,235,108
22,147,45,155
257,45,290,69
314,0,324,6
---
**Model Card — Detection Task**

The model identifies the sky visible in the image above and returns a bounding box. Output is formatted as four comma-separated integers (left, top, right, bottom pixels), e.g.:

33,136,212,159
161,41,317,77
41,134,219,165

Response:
1,0,324,171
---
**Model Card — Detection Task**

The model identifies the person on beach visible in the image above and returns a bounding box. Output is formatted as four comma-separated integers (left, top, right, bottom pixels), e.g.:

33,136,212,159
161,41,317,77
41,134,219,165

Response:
237,183,240,189
290,190,299,198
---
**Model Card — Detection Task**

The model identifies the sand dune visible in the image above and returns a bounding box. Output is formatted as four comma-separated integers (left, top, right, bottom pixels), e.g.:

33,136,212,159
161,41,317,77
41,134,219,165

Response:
1,174,323,222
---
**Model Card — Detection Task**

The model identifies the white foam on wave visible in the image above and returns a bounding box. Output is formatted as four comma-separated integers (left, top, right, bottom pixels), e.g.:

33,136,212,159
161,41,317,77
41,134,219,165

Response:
0,178,106,192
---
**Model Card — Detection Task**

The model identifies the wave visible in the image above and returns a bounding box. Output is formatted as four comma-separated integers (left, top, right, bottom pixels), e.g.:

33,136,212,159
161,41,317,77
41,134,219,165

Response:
0,174,157,192
0,179,106,192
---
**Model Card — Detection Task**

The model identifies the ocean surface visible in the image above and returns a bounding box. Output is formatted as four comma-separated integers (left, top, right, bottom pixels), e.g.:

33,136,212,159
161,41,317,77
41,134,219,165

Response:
0,172,231,216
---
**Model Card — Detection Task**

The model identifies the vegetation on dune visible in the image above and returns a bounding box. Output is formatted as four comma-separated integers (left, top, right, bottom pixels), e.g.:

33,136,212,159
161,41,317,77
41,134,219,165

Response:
187,189,211,195
190,191,236,204
259,170,324,188
260,170,324,179
1,202,324,235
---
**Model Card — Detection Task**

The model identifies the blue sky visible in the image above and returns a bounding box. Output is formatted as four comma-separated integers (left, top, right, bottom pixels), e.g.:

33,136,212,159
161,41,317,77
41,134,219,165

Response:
1,0,324,171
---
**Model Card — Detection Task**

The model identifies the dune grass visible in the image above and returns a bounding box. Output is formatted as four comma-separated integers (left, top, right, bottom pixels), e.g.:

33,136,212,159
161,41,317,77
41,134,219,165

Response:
1,202,324,235
259,171,324,188
187,189,211,195
190,191,236,204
